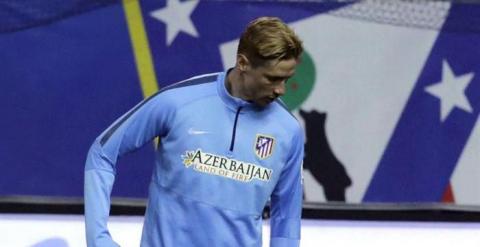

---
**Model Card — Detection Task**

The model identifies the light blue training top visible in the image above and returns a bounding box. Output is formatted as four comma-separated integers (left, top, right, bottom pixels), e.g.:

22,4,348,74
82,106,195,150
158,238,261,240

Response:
84,71,304,247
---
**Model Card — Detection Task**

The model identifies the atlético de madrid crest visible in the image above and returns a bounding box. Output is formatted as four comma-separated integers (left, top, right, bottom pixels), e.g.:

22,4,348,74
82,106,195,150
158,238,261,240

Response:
254,134,275,159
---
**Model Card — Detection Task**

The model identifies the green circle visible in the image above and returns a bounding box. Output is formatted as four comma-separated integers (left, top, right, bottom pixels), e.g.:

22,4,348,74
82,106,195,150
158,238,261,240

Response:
280,50,316,111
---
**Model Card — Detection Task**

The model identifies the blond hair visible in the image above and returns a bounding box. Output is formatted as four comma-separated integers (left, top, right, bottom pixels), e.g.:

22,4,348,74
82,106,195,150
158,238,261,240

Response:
237,17,303,67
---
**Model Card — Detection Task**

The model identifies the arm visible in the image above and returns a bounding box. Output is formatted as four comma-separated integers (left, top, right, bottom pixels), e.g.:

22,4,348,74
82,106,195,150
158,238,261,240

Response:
84,93,174,246
269,127,304,247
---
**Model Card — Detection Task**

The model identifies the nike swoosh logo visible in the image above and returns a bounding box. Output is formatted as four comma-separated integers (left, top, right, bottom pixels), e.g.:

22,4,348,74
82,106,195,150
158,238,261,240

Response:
188,128,210,135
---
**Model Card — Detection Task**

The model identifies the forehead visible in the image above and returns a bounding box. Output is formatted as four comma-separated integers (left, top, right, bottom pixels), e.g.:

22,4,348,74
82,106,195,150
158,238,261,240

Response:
257,58,298,77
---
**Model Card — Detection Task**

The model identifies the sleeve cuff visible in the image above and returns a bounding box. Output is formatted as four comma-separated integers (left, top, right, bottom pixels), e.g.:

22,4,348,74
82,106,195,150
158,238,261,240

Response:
270,237,300,247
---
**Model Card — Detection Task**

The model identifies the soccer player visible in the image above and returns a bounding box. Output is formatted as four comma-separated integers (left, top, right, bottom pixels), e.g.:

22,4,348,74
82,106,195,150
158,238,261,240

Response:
84,16,304,247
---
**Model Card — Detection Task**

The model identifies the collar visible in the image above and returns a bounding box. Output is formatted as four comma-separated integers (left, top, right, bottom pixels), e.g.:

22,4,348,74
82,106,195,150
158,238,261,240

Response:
217,69,262,112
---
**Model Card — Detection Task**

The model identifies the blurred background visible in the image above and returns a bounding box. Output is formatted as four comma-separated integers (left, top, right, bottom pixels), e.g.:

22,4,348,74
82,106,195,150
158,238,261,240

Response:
1,0,479,246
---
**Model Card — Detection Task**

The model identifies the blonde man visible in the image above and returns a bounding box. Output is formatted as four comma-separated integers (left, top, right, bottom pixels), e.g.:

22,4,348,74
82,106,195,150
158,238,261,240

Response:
85,17,304,247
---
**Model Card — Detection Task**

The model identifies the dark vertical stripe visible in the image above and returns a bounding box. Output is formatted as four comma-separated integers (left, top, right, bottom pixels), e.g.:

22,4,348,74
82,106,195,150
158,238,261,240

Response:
229,106,242,151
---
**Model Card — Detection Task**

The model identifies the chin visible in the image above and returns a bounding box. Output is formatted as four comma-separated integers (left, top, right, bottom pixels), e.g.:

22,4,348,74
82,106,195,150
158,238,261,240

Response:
255,99,274,108
256,103,268,108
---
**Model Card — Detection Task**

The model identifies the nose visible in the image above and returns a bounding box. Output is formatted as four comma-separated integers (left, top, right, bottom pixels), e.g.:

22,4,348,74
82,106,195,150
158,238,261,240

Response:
273,81,286,97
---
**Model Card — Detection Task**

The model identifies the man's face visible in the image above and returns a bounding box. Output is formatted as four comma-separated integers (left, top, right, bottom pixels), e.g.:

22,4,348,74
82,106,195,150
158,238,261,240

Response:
241,57,298,107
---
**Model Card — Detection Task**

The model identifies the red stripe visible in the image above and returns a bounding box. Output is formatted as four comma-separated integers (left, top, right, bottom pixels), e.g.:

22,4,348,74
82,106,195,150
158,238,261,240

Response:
267,140,272,155
442,183,455,203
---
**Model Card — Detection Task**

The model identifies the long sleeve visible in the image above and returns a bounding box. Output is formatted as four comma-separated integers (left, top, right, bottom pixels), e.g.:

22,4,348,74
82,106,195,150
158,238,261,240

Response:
84,92,175,246
269,127,304,247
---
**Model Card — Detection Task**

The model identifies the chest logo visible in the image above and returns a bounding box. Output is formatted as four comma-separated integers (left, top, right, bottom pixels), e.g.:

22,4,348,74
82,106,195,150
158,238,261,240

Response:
182,149,272,182
254,134,275,159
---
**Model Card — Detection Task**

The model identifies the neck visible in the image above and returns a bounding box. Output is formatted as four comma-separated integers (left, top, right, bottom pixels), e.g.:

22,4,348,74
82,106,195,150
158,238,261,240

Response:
226,67,247,100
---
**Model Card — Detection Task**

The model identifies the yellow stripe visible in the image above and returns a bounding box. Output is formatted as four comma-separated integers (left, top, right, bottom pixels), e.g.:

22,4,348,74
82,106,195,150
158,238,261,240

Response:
123,0,160,148
122,0,159,98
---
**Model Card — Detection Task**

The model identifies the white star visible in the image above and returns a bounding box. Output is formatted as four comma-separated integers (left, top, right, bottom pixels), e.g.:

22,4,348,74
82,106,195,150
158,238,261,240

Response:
150,0,199,46
425,60,474,122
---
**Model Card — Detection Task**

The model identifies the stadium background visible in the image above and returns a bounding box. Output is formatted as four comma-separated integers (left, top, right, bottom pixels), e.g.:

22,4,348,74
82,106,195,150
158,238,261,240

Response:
1,0,480,246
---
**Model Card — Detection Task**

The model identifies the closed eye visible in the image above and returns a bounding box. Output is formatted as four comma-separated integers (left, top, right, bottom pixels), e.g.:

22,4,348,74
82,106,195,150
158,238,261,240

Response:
266,75,291,84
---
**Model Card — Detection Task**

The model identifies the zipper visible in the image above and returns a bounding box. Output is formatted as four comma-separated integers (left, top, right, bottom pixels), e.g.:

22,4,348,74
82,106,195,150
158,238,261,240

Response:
229,106,243,151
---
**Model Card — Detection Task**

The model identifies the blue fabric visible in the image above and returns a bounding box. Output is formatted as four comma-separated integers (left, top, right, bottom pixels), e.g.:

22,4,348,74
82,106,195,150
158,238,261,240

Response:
270,237,300,247
84,71,304,246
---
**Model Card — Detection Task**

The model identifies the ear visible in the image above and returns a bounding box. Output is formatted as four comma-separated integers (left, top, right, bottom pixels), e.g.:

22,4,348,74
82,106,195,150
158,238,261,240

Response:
237,54,250,72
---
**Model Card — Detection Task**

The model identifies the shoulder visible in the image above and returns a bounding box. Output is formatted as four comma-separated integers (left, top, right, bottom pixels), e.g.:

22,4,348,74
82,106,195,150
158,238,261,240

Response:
271,99,302,131
145,72,220,107
160,72,219,95
264,99,303,146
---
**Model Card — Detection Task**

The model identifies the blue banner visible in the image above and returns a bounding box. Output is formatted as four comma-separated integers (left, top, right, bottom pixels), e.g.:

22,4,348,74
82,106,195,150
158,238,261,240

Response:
1,1,479,204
